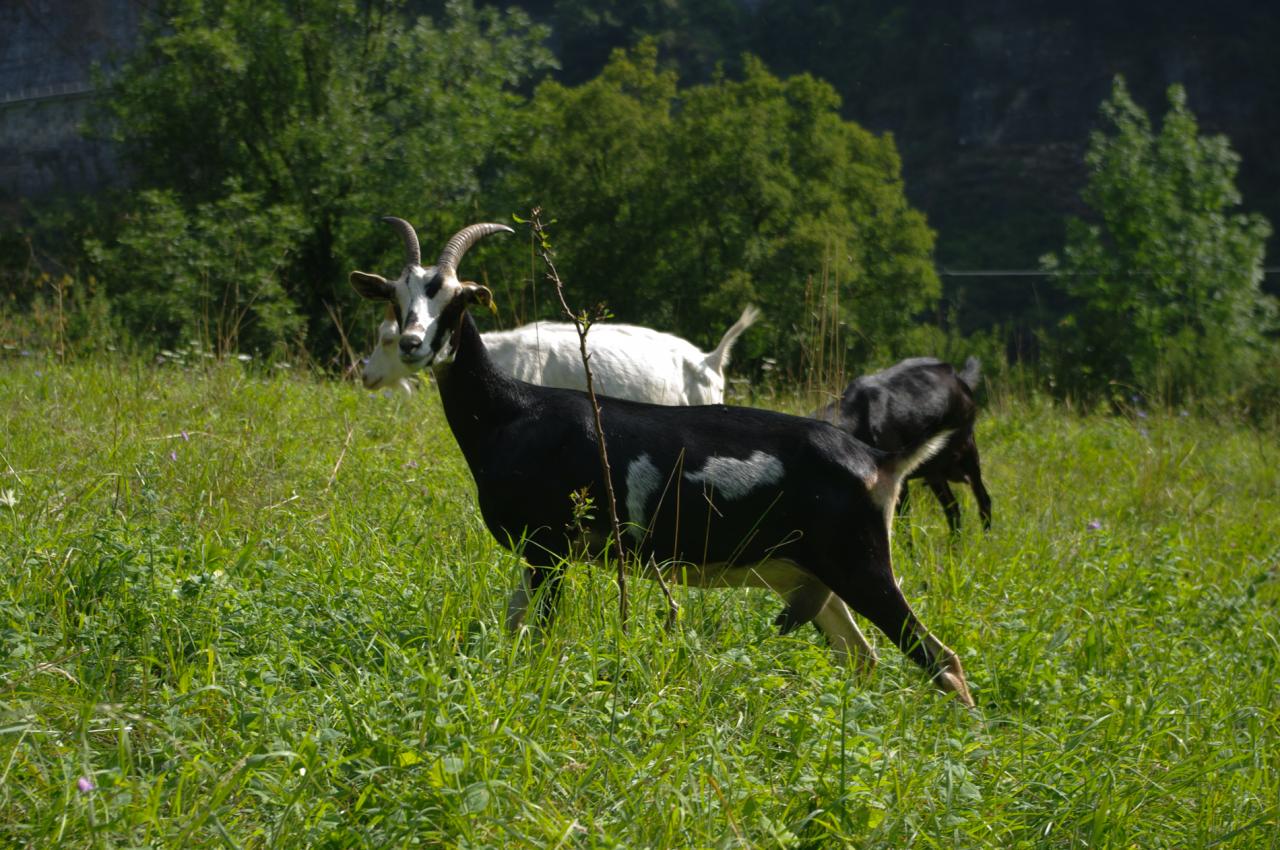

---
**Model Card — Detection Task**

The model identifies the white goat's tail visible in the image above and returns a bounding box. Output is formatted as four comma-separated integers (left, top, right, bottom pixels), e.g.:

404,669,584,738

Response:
704,305,761,375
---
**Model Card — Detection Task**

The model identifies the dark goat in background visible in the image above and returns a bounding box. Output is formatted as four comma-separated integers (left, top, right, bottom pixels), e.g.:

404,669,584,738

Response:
815,357,992,532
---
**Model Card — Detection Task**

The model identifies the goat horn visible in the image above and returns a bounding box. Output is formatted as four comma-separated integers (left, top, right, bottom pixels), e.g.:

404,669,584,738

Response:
381,216,421,267
436,223,514,277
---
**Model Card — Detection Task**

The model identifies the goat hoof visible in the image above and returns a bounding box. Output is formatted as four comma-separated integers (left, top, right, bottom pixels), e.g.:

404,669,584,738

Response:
773,607,805,636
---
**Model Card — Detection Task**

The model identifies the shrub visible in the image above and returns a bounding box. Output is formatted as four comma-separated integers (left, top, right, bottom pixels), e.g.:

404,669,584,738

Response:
1043,77,1276,405
84,185,307,355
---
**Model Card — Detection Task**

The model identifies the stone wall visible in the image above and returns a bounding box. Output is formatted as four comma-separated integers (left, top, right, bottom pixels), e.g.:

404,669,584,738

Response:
0,0,144,218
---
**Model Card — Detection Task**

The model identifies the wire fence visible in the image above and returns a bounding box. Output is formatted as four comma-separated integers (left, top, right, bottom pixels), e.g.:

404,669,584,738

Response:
0,81,96,108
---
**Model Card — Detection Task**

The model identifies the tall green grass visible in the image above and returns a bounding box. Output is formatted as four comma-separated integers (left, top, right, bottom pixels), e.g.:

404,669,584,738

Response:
1,357,1277,848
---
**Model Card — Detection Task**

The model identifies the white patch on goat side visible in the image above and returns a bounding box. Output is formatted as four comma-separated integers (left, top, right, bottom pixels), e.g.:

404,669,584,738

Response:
683,451,784,500
625,454,662,540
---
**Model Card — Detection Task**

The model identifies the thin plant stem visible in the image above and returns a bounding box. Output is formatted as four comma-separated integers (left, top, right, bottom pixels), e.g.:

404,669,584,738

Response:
527,208,679,631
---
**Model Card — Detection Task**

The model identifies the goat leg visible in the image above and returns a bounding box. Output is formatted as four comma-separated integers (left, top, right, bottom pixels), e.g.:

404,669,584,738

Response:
964,448,993,530
926,476,962,533
773,582,831,635
810,594,877,677
505,565,566,631
826,562,974,707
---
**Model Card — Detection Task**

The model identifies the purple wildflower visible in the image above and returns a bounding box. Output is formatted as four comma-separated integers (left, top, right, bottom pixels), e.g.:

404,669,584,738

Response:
1087,519,1103,531
77,776,95,794
1136,409,1148,419
169,450,178,462
181,430,190,441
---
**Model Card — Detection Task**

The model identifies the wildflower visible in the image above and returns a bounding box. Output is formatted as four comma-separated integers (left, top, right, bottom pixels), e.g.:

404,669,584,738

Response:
34,370,43,377
1136,409,1148,419
402,460,419,469
1138,427,1149,438
180,430,190,441
169,450,178,462
1087,519,1103,531
77,776,95,794
1179,410,1189,418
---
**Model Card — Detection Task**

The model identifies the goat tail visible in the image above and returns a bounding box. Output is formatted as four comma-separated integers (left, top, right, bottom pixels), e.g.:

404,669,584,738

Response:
870,429,955,528
958,356,982,391
704,305,761,374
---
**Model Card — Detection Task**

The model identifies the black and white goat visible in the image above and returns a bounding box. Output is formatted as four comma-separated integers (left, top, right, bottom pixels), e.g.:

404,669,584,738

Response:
814,358,992,532
350,217,975,706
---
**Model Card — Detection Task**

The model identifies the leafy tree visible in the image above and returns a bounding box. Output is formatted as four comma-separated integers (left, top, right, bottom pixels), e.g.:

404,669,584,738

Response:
1043,77,1275,402
502,42,939,373
95,0,553,355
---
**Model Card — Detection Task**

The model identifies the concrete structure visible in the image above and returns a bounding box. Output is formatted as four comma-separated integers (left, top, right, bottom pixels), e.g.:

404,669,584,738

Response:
0,0,144,219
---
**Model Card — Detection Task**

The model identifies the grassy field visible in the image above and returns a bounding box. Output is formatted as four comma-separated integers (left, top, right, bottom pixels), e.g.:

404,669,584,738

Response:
1,356,1278,848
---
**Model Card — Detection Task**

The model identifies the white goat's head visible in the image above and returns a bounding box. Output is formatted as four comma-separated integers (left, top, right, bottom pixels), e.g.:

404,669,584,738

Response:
359,303,415,391
350,217,510,370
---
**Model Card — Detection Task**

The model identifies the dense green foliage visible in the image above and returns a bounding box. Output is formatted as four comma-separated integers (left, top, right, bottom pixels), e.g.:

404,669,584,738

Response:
1,2,1276,407
83,185,308,354
456,1,1280,278
499,42,938,367
2,358,1278,846
8,1,937,377
33,1,939,374
94,0,554,357
1043,78,1276,404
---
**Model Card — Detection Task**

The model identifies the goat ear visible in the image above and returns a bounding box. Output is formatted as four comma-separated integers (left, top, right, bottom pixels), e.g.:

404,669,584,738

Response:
350,271,395,301
462,282,498,315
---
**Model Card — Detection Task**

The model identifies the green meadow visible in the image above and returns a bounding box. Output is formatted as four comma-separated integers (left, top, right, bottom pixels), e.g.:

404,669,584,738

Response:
1,357,1277,848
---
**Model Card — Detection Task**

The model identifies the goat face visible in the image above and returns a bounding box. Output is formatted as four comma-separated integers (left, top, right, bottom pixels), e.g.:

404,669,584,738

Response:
360,306,414,390
350,217,509,370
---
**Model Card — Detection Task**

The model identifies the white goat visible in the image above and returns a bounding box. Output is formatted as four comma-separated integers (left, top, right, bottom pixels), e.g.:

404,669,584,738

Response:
360,303,760,404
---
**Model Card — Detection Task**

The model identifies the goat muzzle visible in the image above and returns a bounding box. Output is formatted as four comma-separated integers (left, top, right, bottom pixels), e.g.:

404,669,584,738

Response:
399,329,426,358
